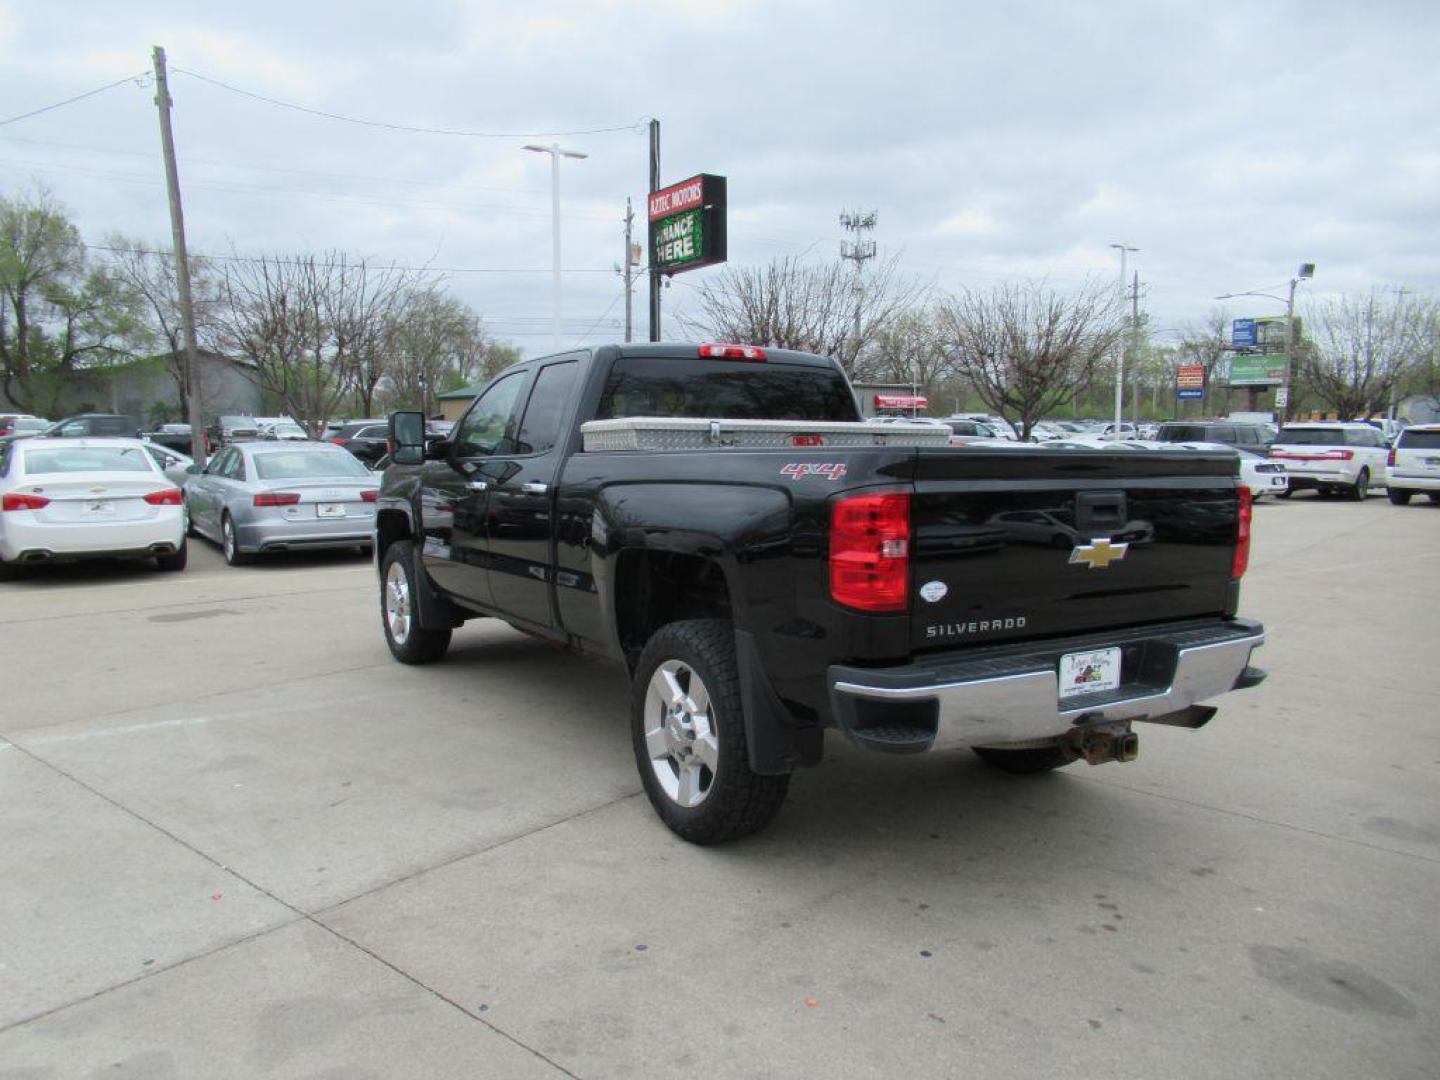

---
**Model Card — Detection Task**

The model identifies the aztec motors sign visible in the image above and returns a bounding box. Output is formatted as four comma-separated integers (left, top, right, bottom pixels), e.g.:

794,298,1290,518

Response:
648,174,728,275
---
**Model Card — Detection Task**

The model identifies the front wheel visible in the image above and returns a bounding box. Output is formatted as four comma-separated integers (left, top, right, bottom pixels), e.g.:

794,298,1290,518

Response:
380,540,451,664
632,619,790,844
1388,488,1413,505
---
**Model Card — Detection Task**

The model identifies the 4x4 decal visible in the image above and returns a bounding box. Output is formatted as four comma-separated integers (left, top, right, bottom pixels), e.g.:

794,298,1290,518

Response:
780,463,848,481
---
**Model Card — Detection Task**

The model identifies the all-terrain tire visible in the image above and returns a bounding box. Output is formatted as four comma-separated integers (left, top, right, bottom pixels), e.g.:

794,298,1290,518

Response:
380,540,452,664
631,619,790,844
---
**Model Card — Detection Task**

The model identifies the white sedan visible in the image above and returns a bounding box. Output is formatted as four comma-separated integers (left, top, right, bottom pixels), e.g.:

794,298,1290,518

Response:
0,438,188,576
1144,441,1290,499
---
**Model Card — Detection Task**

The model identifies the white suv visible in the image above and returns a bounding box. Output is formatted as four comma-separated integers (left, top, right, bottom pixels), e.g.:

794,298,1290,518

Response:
1386,424,1440,505
1269,422,1389,500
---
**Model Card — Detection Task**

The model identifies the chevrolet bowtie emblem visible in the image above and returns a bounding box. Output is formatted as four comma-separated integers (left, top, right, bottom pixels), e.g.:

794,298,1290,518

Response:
1069,538,1129,570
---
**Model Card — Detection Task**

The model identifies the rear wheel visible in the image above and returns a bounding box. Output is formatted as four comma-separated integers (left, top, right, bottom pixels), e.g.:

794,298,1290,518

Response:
1348,469,1370,501
632,619,790,844
155,540,188,572
973,743,1076,775
381,541,451,664
1429,493,1440,505
1388,488,1413,505
0,557,20,581
221,514,250,566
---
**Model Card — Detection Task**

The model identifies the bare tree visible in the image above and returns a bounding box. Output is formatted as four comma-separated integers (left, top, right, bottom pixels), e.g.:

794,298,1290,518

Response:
854,307,949,393
1300,290,1424,418
681,254,925,375
105,236,221,415
381,287,488,414
934,280,1124,439
326,256,421,417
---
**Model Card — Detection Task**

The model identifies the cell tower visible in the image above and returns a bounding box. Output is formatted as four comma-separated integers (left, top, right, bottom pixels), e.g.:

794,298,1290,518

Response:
839,210,878,267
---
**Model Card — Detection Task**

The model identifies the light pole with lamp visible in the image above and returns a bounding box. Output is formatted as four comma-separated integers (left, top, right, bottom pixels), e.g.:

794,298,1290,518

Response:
1216,262,1314,423
523,142,588,351
1110,242,1138,429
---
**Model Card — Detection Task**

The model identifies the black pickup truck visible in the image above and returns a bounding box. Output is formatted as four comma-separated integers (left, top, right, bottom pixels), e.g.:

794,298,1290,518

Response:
376,343,1265,843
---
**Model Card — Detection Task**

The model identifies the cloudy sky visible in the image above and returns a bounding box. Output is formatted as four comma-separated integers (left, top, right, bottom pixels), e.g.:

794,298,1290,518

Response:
2,0,1436,356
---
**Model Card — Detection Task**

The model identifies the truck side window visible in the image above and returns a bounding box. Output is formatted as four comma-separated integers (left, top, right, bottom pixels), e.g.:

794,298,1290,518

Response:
453,372,524,458
514,361,580,456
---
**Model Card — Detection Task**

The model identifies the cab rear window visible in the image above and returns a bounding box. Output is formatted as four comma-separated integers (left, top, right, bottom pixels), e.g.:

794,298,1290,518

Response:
597,358,859,422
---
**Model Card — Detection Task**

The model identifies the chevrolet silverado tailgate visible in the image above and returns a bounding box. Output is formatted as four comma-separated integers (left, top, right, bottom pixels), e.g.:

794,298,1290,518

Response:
907,447,1241,650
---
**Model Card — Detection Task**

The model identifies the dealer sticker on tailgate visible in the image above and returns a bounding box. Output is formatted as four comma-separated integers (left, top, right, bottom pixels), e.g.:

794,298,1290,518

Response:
1058,647,1122,700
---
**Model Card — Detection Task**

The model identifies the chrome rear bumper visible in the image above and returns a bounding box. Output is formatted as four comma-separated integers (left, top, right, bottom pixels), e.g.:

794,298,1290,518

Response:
828,619,1265,752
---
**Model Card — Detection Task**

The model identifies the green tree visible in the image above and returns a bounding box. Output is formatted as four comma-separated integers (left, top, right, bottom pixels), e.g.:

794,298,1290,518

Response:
0,190,144,413
381,287,488,415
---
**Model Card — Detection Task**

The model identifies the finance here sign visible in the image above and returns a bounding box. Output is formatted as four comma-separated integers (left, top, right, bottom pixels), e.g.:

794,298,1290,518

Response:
648,174,727,275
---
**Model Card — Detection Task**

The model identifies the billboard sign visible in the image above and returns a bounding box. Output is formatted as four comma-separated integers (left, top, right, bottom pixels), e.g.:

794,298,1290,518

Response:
1254,315,1292,352
648,174,727,275
1176,363,1206,399
1229,354,1286,386
1232,318,1257,348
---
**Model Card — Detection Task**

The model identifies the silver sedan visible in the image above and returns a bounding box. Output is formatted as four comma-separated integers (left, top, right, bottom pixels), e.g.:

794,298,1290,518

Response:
184,442,378,565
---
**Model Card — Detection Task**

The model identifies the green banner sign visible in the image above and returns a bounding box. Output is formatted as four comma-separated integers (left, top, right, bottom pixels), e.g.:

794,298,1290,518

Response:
1229,354,1287,386
653,208,705,271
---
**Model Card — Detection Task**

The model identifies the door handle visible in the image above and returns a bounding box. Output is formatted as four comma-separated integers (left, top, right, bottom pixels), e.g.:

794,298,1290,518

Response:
521,481,548,495
467,480,489,492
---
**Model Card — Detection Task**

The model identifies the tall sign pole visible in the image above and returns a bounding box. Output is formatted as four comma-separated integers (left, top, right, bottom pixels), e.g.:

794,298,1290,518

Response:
150,46,206,466
648,119,661,342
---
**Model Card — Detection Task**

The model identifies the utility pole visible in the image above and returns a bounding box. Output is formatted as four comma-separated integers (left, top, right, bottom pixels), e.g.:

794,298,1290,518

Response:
648,119,661,342
1109,243,1138,429
150,45,206,467
1131,271,1141,427
621,197,637,343
840,210,877,377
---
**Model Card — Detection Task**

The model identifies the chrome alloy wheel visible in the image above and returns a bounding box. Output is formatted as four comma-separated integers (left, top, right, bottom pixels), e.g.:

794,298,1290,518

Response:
384,559,412,645
222,517,237,560
643,659,720,808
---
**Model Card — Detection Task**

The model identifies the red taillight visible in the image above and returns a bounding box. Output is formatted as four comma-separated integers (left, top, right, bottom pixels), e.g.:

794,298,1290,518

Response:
1387,447,1397,467
1232,486,1253,581
253,492,301,507
2,492,50,512
143,488,183,506
699,343,767,361
830,491,910,612
330,437,349,446
360,489,378,502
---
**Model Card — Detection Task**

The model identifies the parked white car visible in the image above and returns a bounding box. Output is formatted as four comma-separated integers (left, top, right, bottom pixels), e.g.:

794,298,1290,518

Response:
1385,424,1440,505
0,438,187,576
1268,422,1389,500
1160,442,1290,499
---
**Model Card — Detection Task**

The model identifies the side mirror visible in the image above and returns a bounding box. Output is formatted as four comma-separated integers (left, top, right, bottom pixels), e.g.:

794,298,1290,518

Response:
389,411,426,466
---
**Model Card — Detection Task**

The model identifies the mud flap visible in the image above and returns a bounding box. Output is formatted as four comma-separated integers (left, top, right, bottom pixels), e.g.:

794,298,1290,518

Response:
734,629,822,775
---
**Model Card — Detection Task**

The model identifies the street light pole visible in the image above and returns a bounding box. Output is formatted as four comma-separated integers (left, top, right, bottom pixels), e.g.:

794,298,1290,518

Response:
523,142,588,351
1110,243,1138,429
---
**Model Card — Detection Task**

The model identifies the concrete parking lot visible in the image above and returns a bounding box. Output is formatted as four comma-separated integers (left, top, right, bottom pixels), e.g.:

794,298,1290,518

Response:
1,495,1437,1079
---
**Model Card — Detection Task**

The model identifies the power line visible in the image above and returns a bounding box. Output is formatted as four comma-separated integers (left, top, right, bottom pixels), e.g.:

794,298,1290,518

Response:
574,289,626,345
0,72,149,127
89,242,617,275
172,67,647,139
